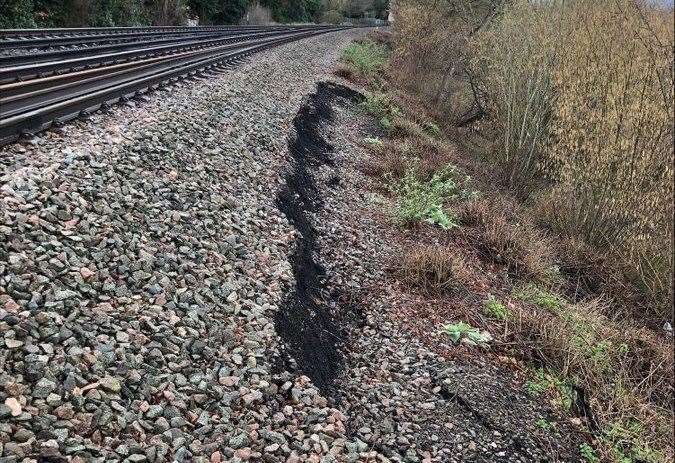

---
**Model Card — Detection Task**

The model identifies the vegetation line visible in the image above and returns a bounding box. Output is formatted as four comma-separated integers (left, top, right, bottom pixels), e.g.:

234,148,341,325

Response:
337,1,673,460
0,0,389,28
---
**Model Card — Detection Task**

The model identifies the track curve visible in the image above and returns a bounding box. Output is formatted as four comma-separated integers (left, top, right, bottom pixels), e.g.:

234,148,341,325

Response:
0,25,346,147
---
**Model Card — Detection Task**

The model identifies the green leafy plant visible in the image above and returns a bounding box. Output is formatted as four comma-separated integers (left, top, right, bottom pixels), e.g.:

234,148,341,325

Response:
601,420,664,463
379,116,393,131
526,368,549,396
482,295,510,320
443,322,493,346
535,418,553,431
341,39,389,78
424,204,455,229
589,340,612,372
389,165,471,229
579,443,600,463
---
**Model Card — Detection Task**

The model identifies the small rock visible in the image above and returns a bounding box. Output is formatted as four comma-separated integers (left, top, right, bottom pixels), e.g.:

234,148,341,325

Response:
80,267,95,279
5,339,24,349
4,397,22,416
33,378,56,398
100,376,122,393
234,448,251,461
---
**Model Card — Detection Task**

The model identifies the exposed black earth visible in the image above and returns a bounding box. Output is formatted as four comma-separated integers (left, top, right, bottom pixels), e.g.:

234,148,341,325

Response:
275,82,365,396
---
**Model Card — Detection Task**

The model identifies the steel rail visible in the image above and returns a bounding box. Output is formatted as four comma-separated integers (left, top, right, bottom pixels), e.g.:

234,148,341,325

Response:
0,25,301,39
0,28,286,66
0,27,341,146
0,28,307,82
1,32,305,114
0,25,332,49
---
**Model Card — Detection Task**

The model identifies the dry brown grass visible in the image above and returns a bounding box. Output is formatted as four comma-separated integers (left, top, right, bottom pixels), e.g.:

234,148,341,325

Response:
359,148,408,179
396,245,471,295
457,197,555,282
389,116,427,139
510,297,674,462
359,131,458,183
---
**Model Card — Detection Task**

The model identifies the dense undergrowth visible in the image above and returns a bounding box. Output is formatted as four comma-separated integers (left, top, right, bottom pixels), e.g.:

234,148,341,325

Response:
338,7,674,460
392,0,674,322
0,0,386,28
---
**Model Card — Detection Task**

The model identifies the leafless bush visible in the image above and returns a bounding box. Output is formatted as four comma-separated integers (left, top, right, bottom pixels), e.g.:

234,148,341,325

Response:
151,0,187,26
471,0,566,195
391,1,482,125
241,2,273,25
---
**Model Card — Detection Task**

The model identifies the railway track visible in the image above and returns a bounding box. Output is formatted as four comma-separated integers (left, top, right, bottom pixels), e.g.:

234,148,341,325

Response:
0,25,344,147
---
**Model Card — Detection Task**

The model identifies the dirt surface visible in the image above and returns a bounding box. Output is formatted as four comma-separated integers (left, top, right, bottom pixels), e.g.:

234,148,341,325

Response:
274,82,363,394
286,78,587,461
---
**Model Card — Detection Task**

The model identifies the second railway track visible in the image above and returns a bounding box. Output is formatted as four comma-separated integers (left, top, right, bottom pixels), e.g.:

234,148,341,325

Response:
0,25,346,147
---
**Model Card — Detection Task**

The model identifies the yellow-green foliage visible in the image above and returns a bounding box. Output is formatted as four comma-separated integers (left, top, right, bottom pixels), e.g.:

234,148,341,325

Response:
545,1,674,316
472,0,566,193
341,39,389,78
473,0,673,315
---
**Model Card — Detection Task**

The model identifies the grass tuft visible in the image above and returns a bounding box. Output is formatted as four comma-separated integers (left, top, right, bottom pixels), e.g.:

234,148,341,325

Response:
513,283,563,312
341,39,389,78
458,197,555,281
482,295,510,320
396,245,470,294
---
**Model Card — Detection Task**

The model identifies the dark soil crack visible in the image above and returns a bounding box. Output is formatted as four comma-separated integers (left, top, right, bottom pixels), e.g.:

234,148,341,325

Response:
275,81,363,395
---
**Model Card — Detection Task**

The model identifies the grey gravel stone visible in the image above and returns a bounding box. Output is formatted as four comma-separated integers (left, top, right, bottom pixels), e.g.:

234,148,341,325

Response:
0,29,371,462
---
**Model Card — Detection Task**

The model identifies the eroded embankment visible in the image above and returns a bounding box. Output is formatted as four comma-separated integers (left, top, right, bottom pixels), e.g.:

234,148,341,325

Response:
275,81,363,394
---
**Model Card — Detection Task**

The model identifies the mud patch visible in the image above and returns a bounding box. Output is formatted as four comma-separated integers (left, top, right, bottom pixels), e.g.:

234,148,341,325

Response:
275,82,363,395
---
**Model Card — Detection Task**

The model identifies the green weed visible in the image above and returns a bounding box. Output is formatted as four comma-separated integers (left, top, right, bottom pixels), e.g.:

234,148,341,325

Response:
443,322,493,346
602,420,664,463
362,92,401,121
482,295,510,320
526,368,573,411
589,340,613,372
379,116,393,131
388,165,467,229
341,39,388,78
580,443,600,463
535,418,553,431
526,368,550,396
